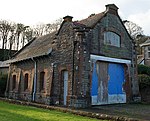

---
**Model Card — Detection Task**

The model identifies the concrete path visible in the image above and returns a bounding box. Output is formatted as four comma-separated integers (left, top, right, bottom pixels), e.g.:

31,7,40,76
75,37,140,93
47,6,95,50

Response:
81,104,150,121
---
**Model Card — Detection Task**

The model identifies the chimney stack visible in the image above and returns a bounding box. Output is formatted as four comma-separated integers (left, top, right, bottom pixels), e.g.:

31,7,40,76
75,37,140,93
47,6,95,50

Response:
105,4,119,15
63,15,73,22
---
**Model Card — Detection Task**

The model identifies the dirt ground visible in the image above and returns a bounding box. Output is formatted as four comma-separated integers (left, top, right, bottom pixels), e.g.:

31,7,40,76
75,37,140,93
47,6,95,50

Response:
81,103,150,121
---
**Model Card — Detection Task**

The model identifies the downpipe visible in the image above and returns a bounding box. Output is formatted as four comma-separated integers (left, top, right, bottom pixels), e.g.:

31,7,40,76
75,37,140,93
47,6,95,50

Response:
32,58,37,102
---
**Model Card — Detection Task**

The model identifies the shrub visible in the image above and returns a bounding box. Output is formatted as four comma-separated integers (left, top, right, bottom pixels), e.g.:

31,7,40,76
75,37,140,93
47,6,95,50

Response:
138,64,150,75
0,74,8,97
138,74,150,89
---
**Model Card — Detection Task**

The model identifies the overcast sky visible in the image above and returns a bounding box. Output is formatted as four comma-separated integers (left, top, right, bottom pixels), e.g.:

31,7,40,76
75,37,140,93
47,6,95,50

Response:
0,0,150,35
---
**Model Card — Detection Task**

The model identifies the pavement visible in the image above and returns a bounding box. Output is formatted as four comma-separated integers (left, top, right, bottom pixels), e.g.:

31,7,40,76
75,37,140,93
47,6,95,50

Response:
81,103,150,121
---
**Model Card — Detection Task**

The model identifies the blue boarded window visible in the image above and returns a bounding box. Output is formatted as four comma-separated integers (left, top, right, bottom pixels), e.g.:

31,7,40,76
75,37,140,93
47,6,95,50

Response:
104,32,120,47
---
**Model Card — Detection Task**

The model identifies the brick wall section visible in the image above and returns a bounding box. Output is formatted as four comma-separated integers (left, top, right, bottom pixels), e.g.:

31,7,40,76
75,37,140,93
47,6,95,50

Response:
6,21,76,106
70,31,91,107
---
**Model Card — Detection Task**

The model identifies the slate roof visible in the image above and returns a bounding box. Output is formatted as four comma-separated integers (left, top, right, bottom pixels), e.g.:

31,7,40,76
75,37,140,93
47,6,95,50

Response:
78,12,105,28
10,32,56,63
10,12,107,63
0,60,9,68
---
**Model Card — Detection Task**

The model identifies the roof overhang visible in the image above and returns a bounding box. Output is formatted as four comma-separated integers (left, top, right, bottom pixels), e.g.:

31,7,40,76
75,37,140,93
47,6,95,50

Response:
9,48,52,64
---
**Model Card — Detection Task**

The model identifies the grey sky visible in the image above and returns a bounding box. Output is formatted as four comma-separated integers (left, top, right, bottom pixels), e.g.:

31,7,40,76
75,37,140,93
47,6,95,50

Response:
0,0,150,35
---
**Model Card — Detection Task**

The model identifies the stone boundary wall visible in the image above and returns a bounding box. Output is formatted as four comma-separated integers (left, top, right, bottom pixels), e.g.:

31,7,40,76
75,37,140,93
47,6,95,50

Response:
0,97,141,121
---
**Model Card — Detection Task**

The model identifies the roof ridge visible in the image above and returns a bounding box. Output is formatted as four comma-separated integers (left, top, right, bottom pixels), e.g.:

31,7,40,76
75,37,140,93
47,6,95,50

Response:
77,11,106,28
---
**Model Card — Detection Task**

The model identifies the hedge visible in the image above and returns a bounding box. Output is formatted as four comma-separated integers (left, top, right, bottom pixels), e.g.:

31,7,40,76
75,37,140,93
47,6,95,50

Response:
138,74,150,85
138,64,150,75
138,65,150,89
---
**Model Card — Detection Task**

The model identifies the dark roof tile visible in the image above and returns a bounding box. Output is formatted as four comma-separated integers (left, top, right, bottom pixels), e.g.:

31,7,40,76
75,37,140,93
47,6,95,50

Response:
77,12,105,28
11,32,56,62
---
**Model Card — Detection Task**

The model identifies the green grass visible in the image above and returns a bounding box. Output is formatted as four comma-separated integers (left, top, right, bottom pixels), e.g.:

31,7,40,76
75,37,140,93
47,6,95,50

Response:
0,101,102,121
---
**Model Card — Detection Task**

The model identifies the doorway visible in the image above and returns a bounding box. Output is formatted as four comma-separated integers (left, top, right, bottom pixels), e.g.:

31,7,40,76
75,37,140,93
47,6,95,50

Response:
63,71,68,106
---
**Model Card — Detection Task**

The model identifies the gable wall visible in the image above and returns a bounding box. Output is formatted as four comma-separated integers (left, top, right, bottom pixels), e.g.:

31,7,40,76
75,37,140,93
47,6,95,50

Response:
90,13,133,60
88,13,139,101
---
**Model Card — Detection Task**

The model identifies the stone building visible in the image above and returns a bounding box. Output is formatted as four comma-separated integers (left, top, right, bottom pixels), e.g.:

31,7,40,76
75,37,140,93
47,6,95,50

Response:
5,4,140,108
138,39,150,65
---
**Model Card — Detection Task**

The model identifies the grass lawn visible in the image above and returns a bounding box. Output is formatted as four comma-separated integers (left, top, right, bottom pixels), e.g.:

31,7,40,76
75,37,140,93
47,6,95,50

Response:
0,101,104,121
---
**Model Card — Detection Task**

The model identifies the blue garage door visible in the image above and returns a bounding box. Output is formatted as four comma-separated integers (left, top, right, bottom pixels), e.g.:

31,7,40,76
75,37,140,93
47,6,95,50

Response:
108,63,126,104
91,62,126,105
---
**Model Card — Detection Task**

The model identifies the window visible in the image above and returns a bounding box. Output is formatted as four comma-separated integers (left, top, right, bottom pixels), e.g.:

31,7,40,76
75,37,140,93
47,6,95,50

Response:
12,75,16,90
147,46,150,58
148,52,150,58
40,71,45,91
104,32,120,47
24,73,28,91
148,46,150,51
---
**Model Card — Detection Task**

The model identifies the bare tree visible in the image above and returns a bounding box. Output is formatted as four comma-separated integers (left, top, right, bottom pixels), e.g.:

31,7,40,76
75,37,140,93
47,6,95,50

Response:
0,20,11,49
15,23,30,50
45,23,53,34
123,20,148,55
33,18,63,36
123,20,143,39
0,17,63,52
21,26,30,47
24,27,33,42
8,23,16,54
32,24,45,37
51,18,63,31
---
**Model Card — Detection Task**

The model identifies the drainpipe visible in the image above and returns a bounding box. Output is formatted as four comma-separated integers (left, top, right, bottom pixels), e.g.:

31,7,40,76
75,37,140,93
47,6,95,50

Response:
32,58,37,102
72,40,77,96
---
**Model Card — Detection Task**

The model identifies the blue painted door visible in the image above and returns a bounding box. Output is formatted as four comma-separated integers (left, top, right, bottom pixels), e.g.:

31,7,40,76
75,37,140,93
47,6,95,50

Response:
91,61,126,105
91,61,108,105
108,63,126,103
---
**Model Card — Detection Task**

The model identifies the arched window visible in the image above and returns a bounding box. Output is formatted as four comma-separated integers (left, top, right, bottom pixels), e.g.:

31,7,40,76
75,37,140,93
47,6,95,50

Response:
12,75,16,90
40,71,45,91
24,73,29,91
104,31,120,47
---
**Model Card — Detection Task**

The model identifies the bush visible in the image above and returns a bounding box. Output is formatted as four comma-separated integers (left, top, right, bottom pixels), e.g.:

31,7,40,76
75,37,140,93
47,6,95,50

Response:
138,64,150,75
138,74,150,85
0,74,8,97
138,65,150,89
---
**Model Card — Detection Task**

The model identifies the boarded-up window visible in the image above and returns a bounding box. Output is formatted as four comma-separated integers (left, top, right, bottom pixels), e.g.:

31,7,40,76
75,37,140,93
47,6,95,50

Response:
24,73,28,91
12,75,16,90
40,71,45,91
104,32,120,47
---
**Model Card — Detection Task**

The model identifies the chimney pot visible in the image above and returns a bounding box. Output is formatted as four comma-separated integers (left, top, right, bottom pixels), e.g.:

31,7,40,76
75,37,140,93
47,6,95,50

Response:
105,4,119,15
63,15,73,22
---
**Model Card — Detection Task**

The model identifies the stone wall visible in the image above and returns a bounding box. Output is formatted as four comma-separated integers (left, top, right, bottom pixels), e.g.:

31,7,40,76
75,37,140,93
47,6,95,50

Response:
88,12,139,102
